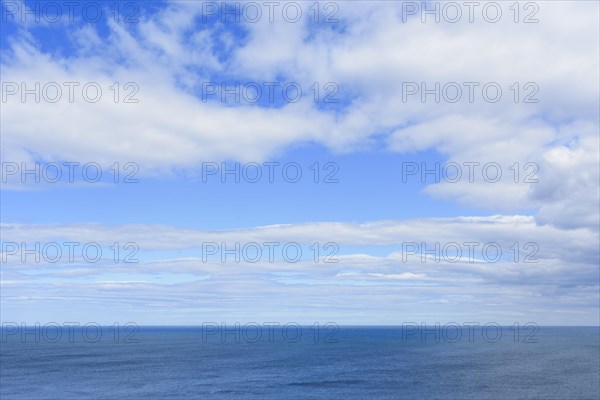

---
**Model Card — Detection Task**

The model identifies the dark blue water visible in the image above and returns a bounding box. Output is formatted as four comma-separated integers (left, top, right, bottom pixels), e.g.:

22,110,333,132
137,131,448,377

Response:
1,326,598,399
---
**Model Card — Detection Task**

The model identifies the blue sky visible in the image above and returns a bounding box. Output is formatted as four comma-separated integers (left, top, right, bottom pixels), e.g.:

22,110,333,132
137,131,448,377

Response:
2,146,505,228
1,0,599,325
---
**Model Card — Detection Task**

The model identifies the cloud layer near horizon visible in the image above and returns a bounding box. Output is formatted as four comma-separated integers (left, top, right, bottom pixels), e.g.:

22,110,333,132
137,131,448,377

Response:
1,216,598,324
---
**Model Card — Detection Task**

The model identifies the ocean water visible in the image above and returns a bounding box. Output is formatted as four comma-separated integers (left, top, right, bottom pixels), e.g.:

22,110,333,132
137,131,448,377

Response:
1,326,598,399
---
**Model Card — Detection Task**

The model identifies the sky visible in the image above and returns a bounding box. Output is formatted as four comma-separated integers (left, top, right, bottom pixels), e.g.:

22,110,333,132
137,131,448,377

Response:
0,0,599,326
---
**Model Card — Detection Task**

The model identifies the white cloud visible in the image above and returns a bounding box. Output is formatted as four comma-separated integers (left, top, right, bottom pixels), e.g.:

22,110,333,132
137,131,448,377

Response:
2,1,598,228
2,214,597,289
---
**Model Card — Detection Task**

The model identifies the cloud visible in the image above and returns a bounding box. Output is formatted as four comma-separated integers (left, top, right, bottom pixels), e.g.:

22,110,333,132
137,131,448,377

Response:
1,216,597,324
2,1,598,229
3,214,597,255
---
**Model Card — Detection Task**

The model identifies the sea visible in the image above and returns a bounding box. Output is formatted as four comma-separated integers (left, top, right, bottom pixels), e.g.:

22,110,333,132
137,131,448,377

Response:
1,326,599,399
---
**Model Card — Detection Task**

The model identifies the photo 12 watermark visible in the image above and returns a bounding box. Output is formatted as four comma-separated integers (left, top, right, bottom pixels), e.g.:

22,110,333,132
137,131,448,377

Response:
400,82,539,104
399,2,540,24
401,322,540,343
201,81,339,104
196,161,339,184
200,2,340,24
201,322,340,343
399,241,539,263
1,1,140,24
1,162,140,184
1,322,140,343
1,242,140,264
1,82,140,104
401,162,539,184
200,241,339,263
